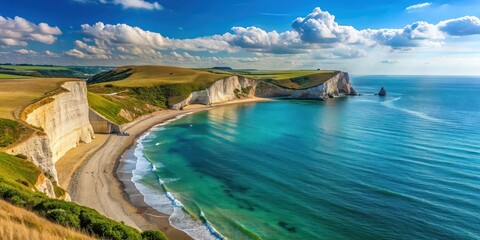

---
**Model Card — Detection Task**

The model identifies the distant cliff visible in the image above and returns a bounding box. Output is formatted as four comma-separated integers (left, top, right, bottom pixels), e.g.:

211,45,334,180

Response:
172,72,355,110
5,81,94,197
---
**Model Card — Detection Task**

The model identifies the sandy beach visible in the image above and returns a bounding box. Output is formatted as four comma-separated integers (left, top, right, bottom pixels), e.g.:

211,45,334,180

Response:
56,97,271,240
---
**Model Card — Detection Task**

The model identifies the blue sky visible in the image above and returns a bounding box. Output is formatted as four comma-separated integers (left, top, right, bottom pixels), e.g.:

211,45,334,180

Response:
1,0,480,74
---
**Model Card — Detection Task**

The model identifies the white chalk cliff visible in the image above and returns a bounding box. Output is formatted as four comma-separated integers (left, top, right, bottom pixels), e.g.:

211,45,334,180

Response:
172,72,355,109
6,81,94,196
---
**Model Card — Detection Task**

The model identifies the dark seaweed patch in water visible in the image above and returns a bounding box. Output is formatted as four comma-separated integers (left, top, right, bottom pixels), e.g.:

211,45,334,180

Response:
224,189,235,198
278,221,297,233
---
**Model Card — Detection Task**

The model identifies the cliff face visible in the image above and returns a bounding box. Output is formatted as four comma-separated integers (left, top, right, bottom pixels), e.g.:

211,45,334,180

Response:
34,172,56,198
6,81,94,183
24,81,95,165
172,72,355,109
6,133,56,179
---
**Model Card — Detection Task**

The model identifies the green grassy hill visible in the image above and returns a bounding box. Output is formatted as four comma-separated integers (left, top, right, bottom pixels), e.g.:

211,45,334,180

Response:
0,65,111,79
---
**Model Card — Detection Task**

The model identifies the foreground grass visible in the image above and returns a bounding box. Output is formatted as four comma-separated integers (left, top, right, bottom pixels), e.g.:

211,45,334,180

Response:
0,153,168,240
0,199,94,240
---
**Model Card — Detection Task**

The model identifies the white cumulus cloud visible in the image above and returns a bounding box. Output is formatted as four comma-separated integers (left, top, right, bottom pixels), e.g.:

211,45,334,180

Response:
363,21,444,48
291,7,363,44
44,50,59,57
437,16,480,36
14,49,37,55
0,16,62,47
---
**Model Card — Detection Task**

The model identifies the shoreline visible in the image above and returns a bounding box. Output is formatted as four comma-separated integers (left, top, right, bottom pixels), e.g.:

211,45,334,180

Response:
58,97,272,240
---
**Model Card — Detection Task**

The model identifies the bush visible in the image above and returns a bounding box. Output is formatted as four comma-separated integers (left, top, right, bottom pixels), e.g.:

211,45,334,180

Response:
46,209,80,228
142,230,168,240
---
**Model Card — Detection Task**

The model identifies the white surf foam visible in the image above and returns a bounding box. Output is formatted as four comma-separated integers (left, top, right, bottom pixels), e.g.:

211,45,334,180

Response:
126,113,226,240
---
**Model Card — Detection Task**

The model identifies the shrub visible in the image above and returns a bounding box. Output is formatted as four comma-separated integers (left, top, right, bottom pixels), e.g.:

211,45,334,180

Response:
142,230,168,240
46,208,80,228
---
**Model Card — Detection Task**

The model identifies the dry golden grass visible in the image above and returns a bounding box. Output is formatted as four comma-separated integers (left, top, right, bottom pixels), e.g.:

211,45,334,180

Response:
0,200,94,240
0,78,77,119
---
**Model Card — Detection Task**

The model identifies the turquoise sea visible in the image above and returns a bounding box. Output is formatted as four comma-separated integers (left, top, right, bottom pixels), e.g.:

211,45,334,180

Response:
122,76,480,239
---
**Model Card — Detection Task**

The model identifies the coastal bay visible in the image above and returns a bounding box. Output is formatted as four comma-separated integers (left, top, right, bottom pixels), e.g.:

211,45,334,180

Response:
57,98,272,240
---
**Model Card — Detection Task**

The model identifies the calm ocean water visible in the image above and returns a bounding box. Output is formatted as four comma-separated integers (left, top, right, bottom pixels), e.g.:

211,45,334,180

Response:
126,76,480,239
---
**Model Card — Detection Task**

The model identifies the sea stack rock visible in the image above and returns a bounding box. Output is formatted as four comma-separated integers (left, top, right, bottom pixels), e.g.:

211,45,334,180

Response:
378,87,387,96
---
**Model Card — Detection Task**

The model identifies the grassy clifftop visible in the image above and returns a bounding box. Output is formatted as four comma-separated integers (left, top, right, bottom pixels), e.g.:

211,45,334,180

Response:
232,70,340,89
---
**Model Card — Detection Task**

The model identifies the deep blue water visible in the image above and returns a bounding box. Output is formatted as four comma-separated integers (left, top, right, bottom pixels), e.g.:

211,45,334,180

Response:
131,76,480,239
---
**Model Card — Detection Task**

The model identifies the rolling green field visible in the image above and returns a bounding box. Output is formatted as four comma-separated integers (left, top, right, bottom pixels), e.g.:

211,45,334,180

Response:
0,73,34,79
0,65,110,79
0,65,69,71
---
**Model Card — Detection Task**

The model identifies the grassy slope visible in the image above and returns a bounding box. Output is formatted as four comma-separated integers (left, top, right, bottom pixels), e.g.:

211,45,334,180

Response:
87,92,125,124
0,199,94,240
89,65,230,87
0,152,41,188
0,119,32,148
0,153,168,240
